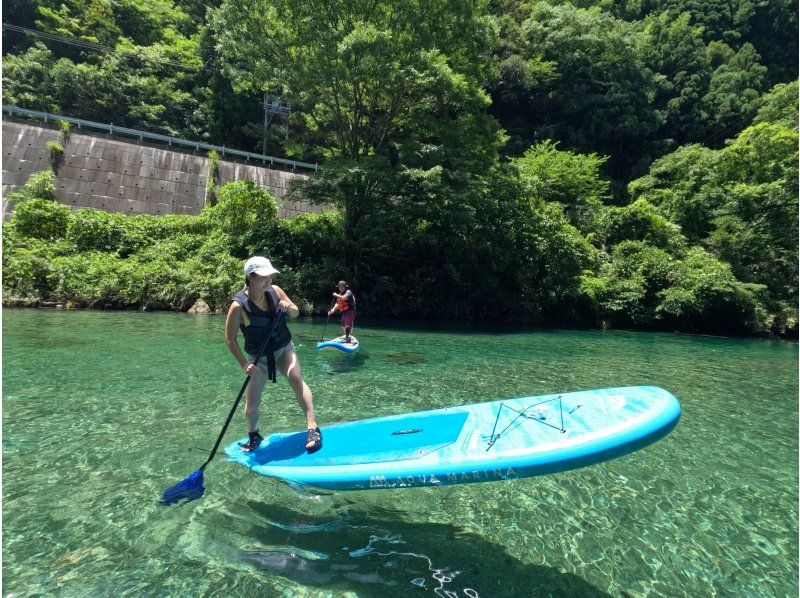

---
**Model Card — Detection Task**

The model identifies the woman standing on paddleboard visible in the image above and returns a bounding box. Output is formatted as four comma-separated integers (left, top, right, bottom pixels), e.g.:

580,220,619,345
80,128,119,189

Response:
225,256,322,453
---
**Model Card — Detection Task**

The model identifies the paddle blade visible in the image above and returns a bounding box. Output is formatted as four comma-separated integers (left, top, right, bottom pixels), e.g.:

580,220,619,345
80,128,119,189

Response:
161,469,205,506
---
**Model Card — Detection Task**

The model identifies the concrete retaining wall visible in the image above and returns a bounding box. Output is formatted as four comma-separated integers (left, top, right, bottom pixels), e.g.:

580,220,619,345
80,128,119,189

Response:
2,119,323,219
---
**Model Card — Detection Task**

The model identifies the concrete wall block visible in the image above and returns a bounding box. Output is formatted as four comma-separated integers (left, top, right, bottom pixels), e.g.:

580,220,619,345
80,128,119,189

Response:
92,197,116,212
136,177,154,191
18,145,38,158
3,119,324,217
12,159,34,174
153,180,176,193
74,169,92,183
4,157,21,172
99,172,116,185
62,191,83,207
137,201,154,215
174,170,193,184
137,165,154,178
170,154,190,169
78,169,100,184
13,171,31,187
170,154,188,170
156,153,175,169
89,196,107,212
186,159,203,175
22,147,43,161
23,153,47,167
134,186,154,202
102,175,121,190
175,181,200,196
66,158,89,171
60,180,81,194
94,195,120,212
9,170,27,185
118,198,136,213
87,182,110,197
97,158,117,173
6,171,27,188
144,189,166,204
82,157,101,171
119,174,137,188
151,166,171,181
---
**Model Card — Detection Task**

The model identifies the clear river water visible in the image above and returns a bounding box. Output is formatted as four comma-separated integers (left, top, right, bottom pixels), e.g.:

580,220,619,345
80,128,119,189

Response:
3,309,797,597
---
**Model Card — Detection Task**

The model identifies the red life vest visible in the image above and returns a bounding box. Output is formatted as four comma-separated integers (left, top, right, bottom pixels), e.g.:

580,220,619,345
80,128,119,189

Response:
336,291,355,312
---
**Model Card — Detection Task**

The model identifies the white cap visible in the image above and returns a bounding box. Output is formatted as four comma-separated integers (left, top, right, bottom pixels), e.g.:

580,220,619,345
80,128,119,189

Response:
244,256,279,277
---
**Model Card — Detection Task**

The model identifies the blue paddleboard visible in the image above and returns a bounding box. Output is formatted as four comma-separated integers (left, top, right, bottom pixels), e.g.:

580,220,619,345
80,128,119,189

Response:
224,386,680,491
316,335,359,353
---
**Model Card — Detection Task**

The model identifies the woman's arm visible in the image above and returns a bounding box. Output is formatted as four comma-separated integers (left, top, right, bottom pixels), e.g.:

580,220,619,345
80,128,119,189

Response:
225,303,252,374
273,285,300,318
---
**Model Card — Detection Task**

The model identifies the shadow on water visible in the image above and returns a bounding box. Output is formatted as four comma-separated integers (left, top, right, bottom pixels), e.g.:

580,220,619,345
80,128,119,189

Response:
319,352,369,375
234,501,610,597
378,351,425,365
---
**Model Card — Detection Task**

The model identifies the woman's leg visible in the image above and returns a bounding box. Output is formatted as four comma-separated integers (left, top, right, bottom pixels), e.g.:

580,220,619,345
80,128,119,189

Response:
278,350,318,447
244,366,268,433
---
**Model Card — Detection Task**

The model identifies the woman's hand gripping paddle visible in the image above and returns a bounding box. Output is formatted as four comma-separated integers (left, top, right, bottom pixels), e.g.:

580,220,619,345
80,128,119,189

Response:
160,310,285,506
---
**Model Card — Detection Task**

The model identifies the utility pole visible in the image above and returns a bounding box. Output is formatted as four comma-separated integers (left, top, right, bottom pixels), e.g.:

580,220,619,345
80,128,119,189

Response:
261,93,292,154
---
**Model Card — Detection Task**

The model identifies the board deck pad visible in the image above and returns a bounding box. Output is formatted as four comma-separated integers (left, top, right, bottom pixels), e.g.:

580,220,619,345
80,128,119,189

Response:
251,410,468,467
224,386,680,491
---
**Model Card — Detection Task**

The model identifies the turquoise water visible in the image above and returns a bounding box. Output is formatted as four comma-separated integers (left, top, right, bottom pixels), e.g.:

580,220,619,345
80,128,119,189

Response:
3,309,797,596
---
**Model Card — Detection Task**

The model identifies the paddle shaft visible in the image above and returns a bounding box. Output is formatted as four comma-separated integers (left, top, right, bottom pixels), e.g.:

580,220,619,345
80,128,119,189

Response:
320,312,330,342
200,310,284,471
321,301,338,341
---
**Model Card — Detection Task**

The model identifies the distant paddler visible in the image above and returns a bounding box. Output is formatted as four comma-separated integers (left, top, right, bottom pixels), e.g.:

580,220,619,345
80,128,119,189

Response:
328,279,356,344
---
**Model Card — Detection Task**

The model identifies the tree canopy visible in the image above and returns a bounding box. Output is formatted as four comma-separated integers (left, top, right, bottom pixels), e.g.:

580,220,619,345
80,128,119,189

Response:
2,0,797,336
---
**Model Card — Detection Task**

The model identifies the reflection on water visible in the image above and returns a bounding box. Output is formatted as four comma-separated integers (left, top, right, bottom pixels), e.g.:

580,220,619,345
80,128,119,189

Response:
3,310,798,596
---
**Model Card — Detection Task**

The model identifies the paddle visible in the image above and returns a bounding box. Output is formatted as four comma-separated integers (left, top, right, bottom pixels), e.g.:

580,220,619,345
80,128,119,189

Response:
161,310,285,506
320,301,337,342
320,312,330,342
